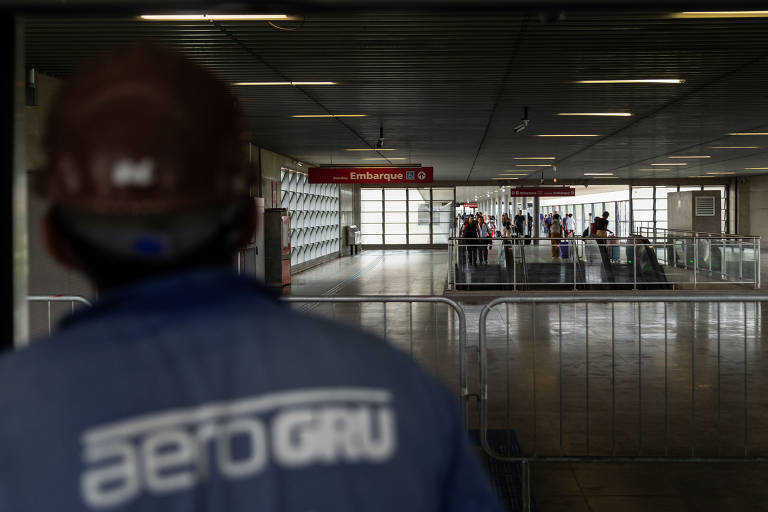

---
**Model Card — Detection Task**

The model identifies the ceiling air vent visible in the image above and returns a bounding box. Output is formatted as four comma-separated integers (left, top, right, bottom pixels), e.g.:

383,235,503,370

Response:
695,196,716,217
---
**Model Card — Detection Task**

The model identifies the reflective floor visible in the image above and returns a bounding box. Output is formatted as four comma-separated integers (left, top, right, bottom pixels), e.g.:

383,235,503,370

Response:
287,249,768,511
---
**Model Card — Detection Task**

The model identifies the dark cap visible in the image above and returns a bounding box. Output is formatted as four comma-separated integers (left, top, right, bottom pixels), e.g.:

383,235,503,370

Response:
38,45,250,215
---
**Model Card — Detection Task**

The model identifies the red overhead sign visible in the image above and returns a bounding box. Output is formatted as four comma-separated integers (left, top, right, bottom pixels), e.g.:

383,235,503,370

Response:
308,167,433,184
462,203,478,208
510,187,575,197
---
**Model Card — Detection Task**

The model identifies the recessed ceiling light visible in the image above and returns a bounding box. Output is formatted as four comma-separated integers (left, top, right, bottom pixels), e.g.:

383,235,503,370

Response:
638,168,671,171
556,112,632,117
574,79,684,84
292,114,366,118
363,157,407,160
689,175,717,178
745,167,768,170
671,11,768,18
668,155,710,159
711,146,759,149
140,14,295,21
652,163,688,166
516,164,552,167
729,132,768,135
500,173,529,176
584,173,614,176
233,81,336,86
706,172,735,175
513,157,556,160
345,148,397,151
493,177,519,180
592,176,619,179
535,134,600,137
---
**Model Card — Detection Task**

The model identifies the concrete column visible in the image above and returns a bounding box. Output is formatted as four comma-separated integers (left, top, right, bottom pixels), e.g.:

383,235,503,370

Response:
533,196,540,244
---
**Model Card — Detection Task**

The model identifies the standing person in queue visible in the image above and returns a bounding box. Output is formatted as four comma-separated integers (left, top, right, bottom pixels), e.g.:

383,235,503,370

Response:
462,215,480,265
595,211,611,239
500,213,512,238
527,212,533,237
549,213,563,258
0,46,502,512
566,213,575,237
513,210,526,239
477,215,491,264
561,212,569,237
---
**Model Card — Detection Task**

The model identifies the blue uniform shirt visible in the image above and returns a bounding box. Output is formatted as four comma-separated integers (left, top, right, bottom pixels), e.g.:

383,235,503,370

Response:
0,269,501,511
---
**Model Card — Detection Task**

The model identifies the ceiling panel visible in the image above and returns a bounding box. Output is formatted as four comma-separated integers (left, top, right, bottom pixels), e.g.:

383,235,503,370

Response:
24,9,768,181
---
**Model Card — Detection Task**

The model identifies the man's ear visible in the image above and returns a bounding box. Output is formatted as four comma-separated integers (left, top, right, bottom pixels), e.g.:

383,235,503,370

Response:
235,199,257,250
42,210,79,269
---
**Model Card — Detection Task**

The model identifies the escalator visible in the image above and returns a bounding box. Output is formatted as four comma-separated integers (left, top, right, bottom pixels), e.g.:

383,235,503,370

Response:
596,236,670,289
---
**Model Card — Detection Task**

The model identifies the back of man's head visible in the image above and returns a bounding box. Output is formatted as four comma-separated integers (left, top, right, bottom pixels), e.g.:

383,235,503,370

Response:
37,45,253,289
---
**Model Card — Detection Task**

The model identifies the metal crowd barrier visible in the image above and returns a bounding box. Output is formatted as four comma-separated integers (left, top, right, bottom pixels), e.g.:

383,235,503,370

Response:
479,293,768,512
27,295,93,336
282,295,469,428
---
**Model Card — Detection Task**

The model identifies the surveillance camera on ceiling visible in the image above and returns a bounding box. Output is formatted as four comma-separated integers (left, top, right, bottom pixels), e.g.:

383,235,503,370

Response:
513,119,530,134
513,106,530,134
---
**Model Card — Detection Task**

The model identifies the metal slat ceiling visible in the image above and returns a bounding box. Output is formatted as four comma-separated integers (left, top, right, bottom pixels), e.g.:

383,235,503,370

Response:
24,10,768,182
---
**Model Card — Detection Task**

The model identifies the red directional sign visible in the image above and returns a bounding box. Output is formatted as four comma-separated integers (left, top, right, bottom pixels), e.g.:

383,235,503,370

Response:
510,187,575,197
308,167,433,184
462,203,478,208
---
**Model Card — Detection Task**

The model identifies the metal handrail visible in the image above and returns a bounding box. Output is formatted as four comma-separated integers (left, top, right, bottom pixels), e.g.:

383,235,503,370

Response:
28,295,93,336
634,225,760,240
450,234,761,241
478,293,768,512
282,295,469,430
449,236,761,289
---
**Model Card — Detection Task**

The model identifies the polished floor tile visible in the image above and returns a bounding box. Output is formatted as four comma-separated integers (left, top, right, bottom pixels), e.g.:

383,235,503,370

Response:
287,249,768,511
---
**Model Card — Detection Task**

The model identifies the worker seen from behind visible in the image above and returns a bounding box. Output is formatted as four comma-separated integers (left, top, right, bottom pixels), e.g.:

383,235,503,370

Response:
0,46,502,512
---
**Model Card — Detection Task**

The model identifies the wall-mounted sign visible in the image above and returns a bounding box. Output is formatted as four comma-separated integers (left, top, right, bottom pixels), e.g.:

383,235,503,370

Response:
308,167,433,184
462,203,478,208
510,187,575,197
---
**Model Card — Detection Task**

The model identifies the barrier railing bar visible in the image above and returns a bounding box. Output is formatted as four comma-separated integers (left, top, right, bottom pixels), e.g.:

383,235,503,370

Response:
532,302,537,456
585,303,590,456
611,303,616,457
717,304,721,456
693,241,698,288
559,303,564,456
521,460,531,512
409,303,413,357
691,306,696,458
638,303,643,454
506,303,511,434
434,303,439,380
739,239,744,281
664,303,669,456
283,295,469,430
633,238,638,290
478,293,768,467
745,303,749,456
383,303,387,342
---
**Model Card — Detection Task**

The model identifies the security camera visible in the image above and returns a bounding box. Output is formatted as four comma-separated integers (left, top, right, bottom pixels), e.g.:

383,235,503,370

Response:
513,119,530,134
513,106,530,134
